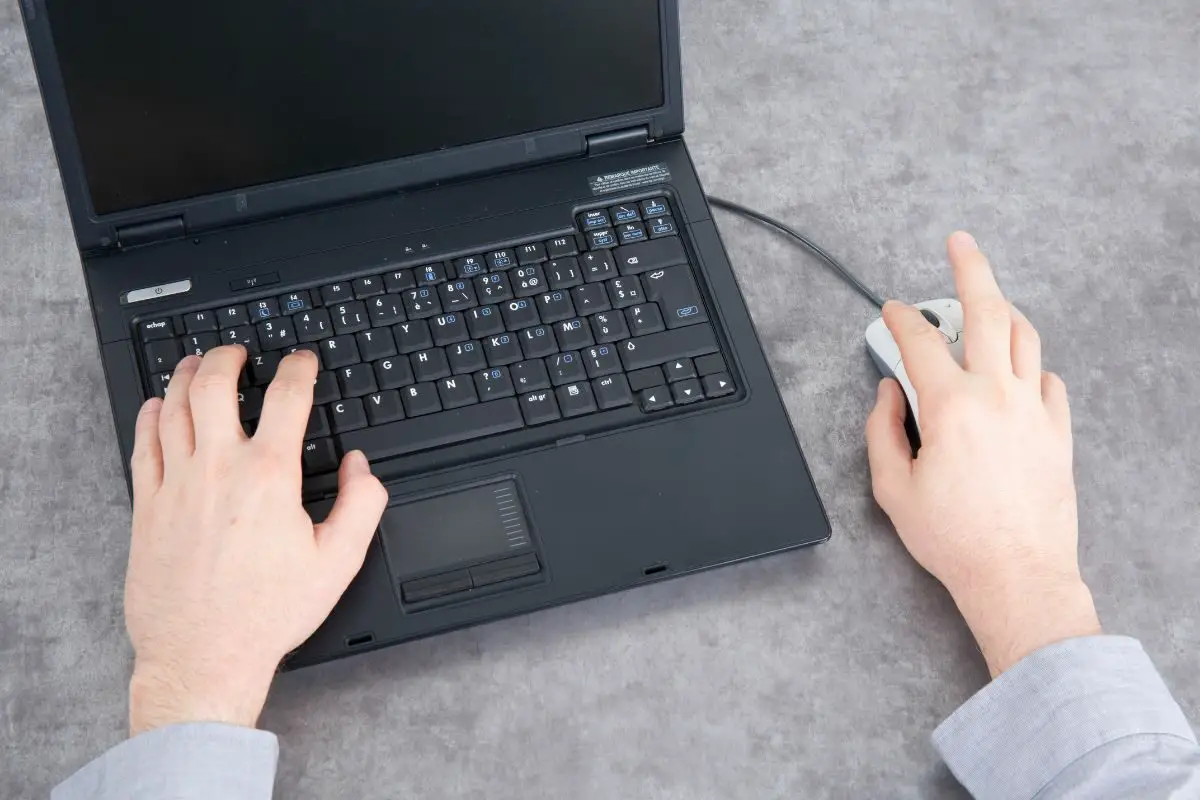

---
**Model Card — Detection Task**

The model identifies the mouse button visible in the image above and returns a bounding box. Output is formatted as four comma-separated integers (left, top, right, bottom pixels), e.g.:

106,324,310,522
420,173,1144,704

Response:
920,309,941,327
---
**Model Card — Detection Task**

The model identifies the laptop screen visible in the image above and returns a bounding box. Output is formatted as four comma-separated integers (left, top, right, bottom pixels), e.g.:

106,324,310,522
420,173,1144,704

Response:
46,1,666,216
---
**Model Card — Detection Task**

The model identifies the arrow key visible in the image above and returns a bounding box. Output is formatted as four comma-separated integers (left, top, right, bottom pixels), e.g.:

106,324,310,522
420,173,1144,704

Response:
702,373,735,399
671,378,704,405
638,386,674,413
664,357,697,383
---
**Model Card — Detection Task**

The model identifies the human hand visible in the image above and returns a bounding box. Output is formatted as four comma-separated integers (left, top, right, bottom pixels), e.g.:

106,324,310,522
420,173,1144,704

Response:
866,232,1101,677
124,346,388,735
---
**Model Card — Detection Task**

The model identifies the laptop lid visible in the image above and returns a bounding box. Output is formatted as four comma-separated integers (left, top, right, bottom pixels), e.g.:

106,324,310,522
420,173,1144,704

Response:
20,0,684,254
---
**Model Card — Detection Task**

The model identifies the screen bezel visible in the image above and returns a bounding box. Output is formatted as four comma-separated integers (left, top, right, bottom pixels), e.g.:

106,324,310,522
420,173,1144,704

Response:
20,0,684,254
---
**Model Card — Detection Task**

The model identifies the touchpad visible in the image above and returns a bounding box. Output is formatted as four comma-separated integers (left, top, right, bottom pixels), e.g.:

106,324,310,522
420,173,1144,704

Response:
379,479,535,584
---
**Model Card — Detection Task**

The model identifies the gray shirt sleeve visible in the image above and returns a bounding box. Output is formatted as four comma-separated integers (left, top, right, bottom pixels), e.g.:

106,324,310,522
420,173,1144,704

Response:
52,723,279,800
933,635,1200,799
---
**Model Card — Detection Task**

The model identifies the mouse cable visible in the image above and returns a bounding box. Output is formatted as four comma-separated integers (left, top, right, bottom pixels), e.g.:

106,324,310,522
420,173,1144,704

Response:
705,195,886,309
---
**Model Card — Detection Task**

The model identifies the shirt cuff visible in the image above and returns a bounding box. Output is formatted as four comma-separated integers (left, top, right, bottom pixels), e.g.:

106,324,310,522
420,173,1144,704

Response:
932,635,1196,800
53,723,279,800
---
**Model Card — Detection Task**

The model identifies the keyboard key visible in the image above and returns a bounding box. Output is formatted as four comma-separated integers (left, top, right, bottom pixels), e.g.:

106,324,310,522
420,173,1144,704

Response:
511,360,551,392
590,311,629,343
467,305,505,338
320,282,352,305
286,342,321,359
150,372,173,398
672,378,704,405
520,390,560,425
139,318,175,341
403,287,442,319
342,396,524,459
145,340,182,372
588,229,617,249
695,354,728,377
643,265,708,328
431,313,469,346
579,210,611,231
374,356,415,390
365,391,405,426
626,303,666,336
331,301,370,334
412,348,451,382
620,325,718,372
557,381,596,417
615,237,688,276
519,325,559,359
581,251,618,281
610,204,641,224
417,263,448,286
384,269,416,293
279,291,313,313
627,367,665,392
639,386,673,413
330,398,368,433
448,340,488,374
487,249,516,271
249,352,281,385
248,298,281,321
664,357,697,382
501,298,539,329
585,344,622,378
314,371,341,405
511,265,546,297
351,277,383,299
536,290,575,323
703,373,735,398
217,306,248,329
454,255,487,278
518,242,547,265
593,374,633,410
475,272,513,304
220,325,258,352
546,236,578,259
617,222,648,245
546,258,584,290
367,295,406,326
321,335,361,370
305,407,331,441
400,383,443,417
641,198,669,219
608,276,644,308
256,319,297,351
181,332,221,357
439,279,478,312
547,351,586,386
295,309,333,342
556,318,594,350
184,310,218,333
649,217,678,238
357,328,397,362
438,375,479,409
238,387,264,422
475,366,515,400
393,320,434,353
572,283,611,315
303,438,339,476
483,332,523,366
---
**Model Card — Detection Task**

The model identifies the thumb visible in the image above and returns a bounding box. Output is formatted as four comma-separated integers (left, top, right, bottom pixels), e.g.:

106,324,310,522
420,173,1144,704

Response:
866,379,913,509
315,451,389,583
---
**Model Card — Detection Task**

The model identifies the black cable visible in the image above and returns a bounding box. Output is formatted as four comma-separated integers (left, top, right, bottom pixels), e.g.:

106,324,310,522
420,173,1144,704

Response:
706,196,886,309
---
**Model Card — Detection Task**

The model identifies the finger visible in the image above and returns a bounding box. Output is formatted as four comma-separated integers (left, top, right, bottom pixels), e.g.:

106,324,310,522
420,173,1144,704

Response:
315,451,388,585
948,231,1012,375
159,355,201,462
866,379,913,508
131,399,165,502
882,301,961,395
1010,304,1042,382
255,350,320,454
188,346,249,448
1041,371,1072,433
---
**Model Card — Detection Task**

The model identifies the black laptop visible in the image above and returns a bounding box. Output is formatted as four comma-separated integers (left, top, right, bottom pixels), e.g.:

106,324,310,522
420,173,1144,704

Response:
21,0,830,667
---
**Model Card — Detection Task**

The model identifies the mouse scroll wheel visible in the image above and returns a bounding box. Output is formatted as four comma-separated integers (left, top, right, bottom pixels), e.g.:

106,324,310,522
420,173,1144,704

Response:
920,309,941,327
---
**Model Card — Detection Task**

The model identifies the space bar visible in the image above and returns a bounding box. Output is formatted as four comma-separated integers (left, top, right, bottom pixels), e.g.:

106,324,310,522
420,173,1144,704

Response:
337,398,525,461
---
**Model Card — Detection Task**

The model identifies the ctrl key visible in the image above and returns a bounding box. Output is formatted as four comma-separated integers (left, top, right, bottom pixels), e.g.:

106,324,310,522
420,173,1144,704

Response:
302,438,339,476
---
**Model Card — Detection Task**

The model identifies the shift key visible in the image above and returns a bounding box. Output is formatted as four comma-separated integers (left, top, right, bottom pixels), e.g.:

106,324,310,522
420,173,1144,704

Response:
642,266,709,328
620,325,718,372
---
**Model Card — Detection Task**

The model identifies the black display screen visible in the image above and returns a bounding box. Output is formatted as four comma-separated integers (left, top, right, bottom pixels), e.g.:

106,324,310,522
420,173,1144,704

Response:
45,1,665,215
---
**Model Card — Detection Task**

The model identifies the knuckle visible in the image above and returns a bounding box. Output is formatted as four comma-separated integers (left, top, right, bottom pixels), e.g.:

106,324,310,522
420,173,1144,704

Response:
189,373,233,399
974,299,1011,325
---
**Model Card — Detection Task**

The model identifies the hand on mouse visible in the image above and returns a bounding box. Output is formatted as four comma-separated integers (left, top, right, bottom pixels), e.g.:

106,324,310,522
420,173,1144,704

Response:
866,232,1101,677
124,346,388,735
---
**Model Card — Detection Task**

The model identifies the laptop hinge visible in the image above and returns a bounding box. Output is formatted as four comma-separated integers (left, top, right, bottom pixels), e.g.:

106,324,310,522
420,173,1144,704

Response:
586,125,652,156
115,216,187,249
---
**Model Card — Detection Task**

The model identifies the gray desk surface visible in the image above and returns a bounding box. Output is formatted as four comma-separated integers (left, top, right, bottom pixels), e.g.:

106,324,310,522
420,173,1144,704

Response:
2,1,1197,797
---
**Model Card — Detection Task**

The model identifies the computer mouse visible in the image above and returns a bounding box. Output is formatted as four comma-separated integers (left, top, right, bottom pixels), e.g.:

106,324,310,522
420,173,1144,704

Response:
864,299,965,434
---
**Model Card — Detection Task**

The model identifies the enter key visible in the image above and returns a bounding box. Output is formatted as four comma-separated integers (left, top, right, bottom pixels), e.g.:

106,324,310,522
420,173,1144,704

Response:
642,266,709,328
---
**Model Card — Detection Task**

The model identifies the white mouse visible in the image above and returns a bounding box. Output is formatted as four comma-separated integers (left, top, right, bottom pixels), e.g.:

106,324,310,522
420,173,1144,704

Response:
865,299,966,432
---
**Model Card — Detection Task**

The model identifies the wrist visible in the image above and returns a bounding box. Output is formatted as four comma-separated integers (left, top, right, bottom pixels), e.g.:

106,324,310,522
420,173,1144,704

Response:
129,658,275,736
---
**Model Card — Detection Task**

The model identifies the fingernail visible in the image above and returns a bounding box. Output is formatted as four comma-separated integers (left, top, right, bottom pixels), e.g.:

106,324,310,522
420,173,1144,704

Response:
951,231,978,251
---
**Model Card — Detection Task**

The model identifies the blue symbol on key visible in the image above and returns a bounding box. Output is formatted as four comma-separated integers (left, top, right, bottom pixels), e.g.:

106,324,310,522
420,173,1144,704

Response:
599,346,610,356
563,353,574,363
499,335,511,344
481,307,492,316
286,300,303,312
490,369,501,379
677,306,700,318
255,308,271,319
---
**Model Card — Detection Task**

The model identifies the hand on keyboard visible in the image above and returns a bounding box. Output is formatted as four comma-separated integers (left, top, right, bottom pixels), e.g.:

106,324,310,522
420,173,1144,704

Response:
124,346,388,735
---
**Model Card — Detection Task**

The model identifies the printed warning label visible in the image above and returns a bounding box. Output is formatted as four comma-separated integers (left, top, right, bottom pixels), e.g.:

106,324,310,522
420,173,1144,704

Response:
588,164,671,196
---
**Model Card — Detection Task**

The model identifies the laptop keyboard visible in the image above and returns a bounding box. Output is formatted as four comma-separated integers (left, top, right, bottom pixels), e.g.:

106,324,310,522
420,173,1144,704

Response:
134,197,737,476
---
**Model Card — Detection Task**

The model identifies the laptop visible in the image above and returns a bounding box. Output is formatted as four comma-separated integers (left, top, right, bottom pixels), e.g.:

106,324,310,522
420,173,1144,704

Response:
21,0,831,668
